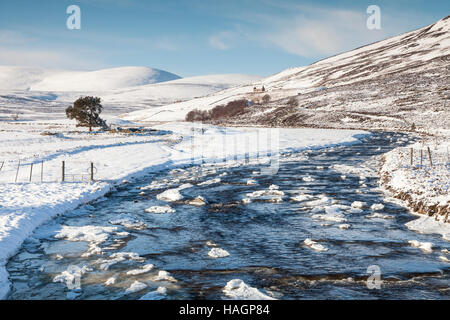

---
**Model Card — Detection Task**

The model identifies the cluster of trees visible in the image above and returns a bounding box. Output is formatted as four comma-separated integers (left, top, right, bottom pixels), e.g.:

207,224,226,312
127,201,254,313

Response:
185,99,250,122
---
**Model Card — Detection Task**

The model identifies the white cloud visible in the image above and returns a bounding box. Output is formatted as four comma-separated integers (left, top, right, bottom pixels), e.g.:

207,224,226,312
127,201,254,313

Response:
217,3,429,58
264,8,388,57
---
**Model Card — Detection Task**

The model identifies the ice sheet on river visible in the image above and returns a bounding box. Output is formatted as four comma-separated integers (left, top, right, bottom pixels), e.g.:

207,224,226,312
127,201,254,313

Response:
223,279,275,300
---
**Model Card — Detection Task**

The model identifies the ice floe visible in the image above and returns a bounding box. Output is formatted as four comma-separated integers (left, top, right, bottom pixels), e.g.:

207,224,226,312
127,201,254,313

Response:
154,270,177,282
145,205,175,214
242,198,252,204
370,203,385,211
366,213,394,219
140,180,172,191
53,265,92,289
306,195,333,207
304,239,329,252
55,225,117,244
126,281,147,294
156,183,193,202
109,214,146,230
157,188,183,202
348,208,363,214
223,279,275,300
312,206,347,223
97,252,144,271
198,178,221,186
208,248,230,258
126,264,155,275
245,185,284,203
105,275,118,286
408,240,433,253
55,225,118,258
290,194,313,202
351,201,365,208
405,216,450,241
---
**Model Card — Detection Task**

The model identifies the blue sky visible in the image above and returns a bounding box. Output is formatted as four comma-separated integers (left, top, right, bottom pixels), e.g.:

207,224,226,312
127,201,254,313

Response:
0,0,448,77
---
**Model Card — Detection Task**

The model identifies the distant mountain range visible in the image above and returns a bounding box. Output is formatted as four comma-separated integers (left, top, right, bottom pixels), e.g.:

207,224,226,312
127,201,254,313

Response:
0,65,262,120
124,15,449,131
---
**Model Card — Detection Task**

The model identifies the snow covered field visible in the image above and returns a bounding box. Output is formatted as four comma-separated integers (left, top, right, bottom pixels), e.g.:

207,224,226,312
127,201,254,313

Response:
0,118,369,299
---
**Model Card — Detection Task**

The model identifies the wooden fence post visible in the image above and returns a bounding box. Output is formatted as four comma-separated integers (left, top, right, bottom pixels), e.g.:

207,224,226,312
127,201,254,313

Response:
29,163,33,182
62,161,65,182
410,148,413,166
427,146,433,167
447,146,449,163
15,160,20,183
90,162,94,182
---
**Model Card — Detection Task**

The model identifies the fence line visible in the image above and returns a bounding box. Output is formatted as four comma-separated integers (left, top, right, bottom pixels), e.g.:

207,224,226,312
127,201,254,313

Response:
398,145,450,169
0,159,97,184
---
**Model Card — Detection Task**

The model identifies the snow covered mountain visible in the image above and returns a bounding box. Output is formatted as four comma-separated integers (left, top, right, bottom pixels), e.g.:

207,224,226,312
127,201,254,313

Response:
124,15,449,131
0,66,180,91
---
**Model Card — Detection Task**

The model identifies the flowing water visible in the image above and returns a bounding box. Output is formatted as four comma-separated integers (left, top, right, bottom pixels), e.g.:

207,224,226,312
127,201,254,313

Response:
6,132,450,300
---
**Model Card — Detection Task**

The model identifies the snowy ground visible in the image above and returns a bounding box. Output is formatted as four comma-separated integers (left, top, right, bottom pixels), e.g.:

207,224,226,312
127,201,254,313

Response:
0,118,369,299
380,132,450,239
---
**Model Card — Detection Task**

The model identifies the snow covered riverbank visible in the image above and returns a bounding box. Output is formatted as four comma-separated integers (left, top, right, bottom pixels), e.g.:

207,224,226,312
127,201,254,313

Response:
0,120,369,299
380,134,450,240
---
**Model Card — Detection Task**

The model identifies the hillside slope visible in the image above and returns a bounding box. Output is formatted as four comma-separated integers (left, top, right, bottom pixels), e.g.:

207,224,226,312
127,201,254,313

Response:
124,16,449,131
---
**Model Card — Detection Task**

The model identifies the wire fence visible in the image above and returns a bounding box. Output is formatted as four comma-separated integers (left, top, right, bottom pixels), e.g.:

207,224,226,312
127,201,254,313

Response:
0,159,97,183
396,145,450,169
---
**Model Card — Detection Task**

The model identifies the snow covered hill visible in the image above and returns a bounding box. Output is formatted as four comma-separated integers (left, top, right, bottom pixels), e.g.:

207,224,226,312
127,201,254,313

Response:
0,72,262,121
0,66,180,91
123,15,449,131
102,74,262,106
